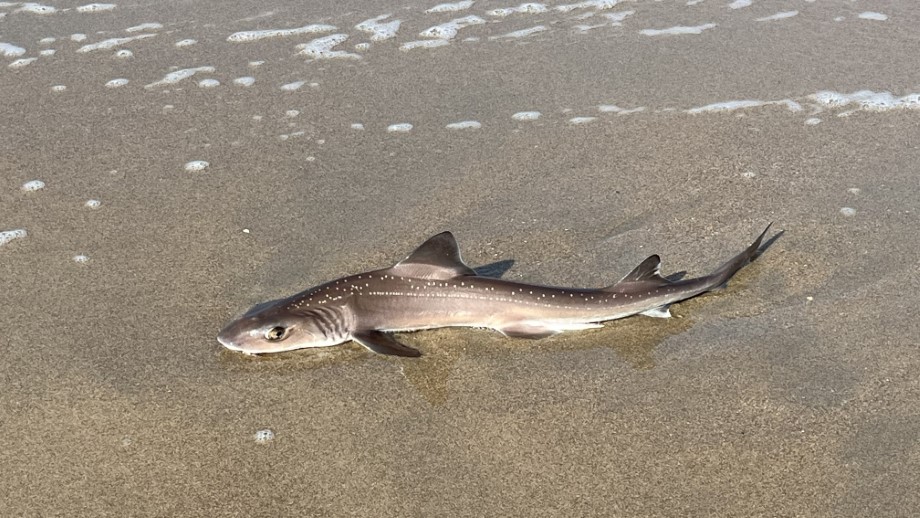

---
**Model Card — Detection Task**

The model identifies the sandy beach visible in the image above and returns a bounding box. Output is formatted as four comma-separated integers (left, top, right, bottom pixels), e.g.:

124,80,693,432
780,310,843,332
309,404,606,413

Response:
2,0,919,515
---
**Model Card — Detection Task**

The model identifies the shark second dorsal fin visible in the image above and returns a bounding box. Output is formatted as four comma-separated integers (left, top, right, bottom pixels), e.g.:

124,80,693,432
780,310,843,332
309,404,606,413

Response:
606,254,674,291
387,231,477,280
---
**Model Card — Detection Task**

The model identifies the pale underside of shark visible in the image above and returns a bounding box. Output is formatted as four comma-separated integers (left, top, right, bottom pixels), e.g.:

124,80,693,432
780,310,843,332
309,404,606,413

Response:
217,225,772,357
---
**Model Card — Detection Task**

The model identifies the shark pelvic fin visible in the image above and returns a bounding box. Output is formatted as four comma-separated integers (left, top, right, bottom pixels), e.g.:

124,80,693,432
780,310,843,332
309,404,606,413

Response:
352,331,422,357
606,254,674,292
388,231,477,280
498,321,603,339
640,305,672,318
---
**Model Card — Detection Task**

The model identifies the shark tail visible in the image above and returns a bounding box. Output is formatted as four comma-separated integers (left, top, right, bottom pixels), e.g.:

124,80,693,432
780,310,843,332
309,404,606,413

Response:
705,223,772,289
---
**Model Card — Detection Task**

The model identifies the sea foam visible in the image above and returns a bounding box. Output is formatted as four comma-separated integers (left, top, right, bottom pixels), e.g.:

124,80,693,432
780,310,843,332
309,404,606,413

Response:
145,66,215,88
297,34,360,59
640,23,716,36
0,229,27,248
227,24,336,42
355,15,401,41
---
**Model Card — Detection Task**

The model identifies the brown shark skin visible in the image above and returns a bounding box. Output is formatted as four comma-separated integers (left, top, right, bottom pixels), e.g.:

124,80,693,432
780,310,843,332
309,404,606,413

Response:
217,225,771,357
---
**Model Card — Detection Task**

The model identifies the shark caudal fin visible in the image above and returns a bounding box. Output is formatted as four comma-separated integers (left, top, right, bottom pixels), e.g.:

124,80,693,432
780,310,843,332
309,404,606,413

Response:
705,224,772,289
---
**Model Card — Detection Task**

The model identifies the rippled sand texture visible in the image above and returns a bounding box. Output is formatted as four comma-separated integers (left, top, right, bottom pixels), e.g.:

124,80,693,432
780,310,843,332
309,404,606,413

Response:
2,0,919,515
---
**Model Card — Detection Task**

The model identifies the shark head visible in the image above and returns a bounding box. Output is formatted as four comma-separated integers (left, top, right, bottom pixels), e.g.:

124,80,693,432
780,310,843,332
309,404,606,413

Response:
217,305,345,355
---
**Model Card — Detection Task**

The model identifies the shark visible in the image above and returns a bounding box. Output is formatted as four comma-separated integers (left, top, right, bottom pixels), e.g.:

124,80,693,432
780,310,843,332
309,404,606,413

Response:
217,225,772,357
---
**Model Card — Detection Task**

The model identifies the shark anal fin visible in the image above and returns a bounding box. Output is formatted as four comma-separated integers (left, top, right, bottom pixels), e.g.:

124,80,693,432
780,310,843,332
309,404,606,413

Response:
497,322,603,339
640,305,672,318
352,331,421,357
387,231,477,280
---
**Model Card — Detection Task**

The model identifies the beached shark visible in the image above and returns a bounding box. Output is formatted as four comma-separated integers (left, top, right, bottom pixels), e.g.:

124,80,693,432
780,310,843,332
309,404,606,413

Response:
218,225,771,357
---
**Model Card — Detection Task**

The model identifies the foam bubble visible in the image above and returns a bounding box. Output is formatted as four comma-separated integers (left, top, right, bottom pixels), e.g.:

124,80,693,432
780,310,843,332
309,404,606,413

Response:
727,0,751,9
77,34,154,53
16,3,57,14
355,14,401,41
76,3,116,12
351,123,365,130
858,12,887,21
278,130,306,141
145,66,214,88
555,0,622,13
809,90,920,112
574,23,608,32
847,188,860,195
85,199,102,209
73,254,90,263
105,78,128,87
175,39,197,47
755,11,798,22
0,229,27,248
512,111,541,120
39,49,55,56
254,429,274,443
419,15,485,39
51,85,66,92
598,104,645,114
805,117,821,125
446,120,481,129
71,33,88,42
426,0,474,13
400,39,450,51
227,24,336,43
490,25,546,39
22,180,46,191
487,3,548,16
280,80,305,91
0,43,26,57
233,76,255,86
39,37,56,44
297,34,360,59
387,123,413,132
354,42,370,52
185,160,209,172
8,58,37,68
114,49,133,58
686,100,766,113
839,207,856,217
125,22,161,32
640,23,717,36
249,61,264,67
198,78,220,88
603,10,634,24
569,116,597,124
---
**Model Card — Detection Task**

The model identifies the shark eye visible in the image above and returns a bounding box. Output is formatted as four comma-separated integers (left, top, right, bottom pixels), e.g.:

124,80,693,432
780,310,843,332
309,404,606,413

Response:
265,326,287,341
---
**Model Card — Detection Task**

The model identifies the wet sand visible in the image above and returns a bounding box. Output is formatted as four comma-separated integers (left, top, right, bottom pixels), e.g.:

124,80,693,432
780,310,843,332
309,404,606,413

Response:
2,1,919,515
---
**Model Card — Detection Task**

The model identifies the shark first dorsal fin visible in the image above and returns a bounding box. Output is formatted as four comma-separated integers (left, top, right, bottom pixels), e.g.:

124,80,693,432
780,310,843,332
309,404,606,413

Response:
606,254,674,292
387,231,477,280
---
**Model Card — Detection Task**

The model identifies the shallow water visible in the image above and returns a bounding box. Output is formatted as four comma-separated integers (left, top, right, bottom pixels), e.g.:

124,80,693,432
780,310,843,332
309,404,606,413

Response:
2,0,919,515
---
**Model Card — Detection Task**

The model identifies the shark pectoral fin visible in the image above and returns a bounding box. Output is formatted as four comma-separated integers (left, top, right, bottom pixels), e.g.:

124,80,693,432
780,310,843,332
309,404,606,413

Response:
640,305,672,318
352,331,422,357
497,322,603,339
